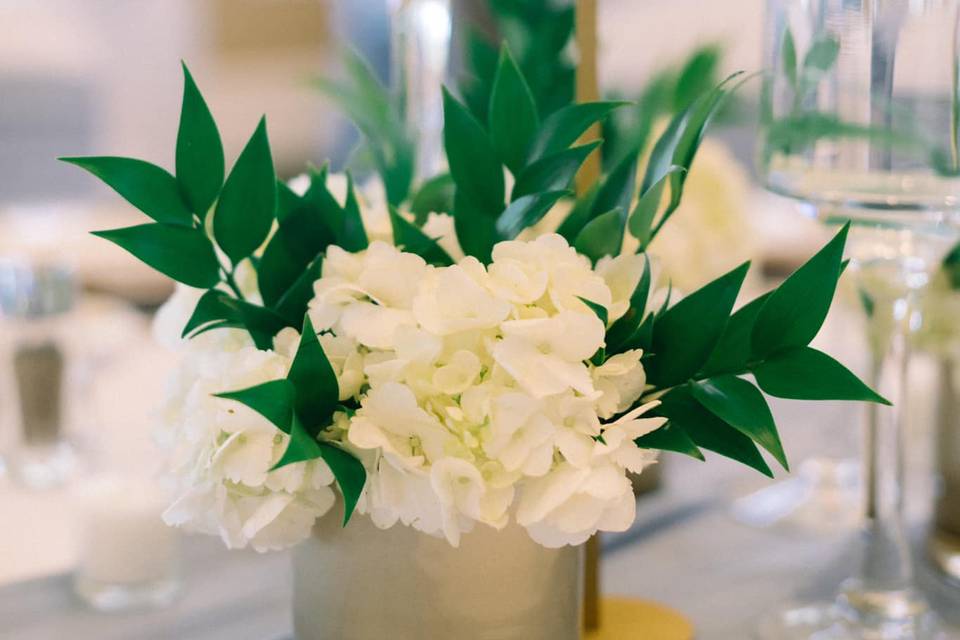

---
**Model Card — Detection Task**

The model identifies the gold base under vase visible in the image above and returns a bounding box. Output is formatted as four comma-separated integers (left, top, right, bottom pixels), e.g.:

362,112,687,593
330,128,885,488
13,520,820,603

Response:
584,597,694,640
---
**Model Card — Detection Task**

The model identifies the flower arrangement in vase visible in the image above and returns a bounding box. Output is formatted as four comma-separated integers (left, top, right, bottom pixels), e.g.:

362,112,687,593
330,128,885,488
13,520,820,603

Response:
63,44,884,638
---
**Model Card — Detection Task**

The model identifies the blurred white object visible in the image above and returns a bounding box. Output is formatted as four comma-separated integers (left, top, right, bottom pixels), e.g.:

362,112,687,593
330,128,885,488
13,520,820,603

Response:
73,474,180,612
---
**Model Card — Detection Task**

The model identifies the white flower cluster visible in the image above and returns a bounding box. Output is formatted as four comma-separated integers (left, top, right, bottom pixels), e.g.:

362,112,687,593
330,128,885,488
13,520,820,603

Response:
155,202,664,549
307,234,664,547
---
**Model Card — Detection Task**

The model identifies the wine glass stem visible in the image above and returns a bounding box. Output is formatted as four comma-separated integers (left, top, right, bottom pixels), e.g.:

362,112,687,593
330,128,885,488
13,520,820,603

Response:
842,292,922,617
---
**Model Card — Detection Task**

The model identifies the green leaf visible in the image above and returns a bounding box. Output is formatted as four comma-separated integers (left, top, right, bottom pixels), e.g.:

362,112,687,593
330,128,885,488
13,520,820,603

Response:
673,45,721,111
574,208,624,264
454,190,499,263
287,315,340,433
272,414,324,470
442,88,504,216
215,379,295,433
495,191,568,240
213,117,277,264
488,45,539,174
655,387,773,477
318,442,367,525
639,108,686,194
591,149,639,218
803,35,839,73
691,375,788,470
257,197,335,309
627,166,684,248
182,289,240,338
753,346,890,405
634,420,704,460
92,223,219,288
512,141,601,199
606,255,652,352
274,256,325,325
555,183,599,242
529,101,627,160
228,299,293,350
339,174,370,252
176,63,224,216
943,241,960,289
61,157,192,226
751,223,848,358
782,29,798,89
699,291,771,376
577,296,609,327
410,173,455,224
389,206,454,266
646,262,749,387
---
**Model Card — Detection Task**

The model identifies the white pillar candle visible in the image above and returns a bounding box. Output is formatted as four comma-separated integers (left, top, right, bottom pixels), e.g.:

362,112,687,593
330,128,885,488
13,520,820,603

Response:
74,474,179,586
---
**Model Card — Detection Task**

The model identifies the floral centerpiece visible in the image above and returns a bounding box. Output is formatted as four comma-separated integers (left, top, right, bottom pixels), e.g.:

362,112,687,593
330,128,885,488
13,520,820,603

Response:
63,47,884,637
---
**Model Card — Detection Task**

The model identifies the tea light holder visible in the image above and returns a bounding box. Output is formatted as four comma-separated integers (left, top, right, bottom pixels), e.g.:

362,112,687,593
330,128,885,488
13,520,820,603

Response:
73,474,181,611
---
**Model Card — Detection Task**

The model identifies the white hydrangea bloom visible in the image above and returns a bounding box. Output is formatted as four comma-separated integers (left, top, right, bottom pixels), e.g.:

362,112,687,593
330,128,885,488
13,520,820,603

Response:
158,229,666,550
157,333,338,552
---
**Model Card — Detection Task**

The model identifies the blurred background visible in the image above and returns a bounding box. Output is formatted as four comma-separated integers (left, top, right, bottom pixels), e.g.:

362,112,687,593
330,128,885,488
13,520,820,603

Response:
1,1,956,639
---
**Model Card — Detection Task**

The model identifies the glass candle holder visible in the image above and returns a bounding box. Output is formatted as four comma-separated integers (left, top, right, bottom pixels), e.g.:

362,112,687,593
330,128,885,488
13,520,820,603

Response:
0,260,78,489
72,474,180,612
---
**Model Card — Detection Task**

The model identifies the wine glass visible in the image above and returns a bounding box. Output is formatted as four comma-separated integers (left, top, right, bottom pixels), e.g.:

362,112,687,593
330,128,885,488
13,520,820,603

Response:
757,0,960,638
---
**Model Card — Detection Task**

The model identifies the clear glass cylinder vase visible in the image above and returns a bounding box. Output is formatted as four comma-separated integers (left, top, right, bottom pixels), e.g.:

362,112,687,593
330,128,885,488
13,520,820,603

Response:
292,513,582,640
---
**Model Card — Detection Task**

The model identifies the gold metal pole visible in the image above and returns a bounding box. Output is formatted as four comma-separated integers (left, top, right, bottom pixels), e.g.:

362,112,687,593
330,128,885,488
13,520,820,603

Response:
575,0,602,633
575,0,602,196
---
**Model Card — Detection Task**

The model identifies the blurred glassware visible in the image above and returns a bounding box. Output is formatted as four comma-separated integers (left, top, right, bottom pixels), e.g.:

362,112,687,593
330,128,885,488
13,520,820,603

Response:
72,473,180,612
929,355,960,585
756,0,960,638
389,0,452,181
0,260,78,489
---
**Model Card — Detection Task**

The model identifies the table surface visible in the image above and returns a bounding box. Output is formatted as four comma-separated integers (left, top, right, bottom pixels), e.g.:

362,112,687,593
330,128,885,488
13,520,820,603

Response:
1,301,959,640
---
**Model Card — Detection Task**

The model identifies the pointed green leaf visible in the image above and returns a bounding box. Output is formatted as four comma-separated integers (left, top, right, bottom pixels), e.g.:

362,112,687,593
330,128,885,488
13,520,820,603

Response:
227,299,293,350
442,88,504,216
753,346,890,405
576,296,609,327
318,442,367,525
488,46,539,174
409,173,455,224
751,223,848,358
699,291,772,376
574,208,624,264
62,157,192,226
673,45,722,111
647,262,749,387
628,166,684,248
691,375,788,470
287,315,340,433
634,420,704,460
274,256,325,325
591,148,639,218
495,191,568,240
272,414,324,469
530,101,628,160
338,174,369,252
389,206,454,266
803,35,839,73
454,190,499,263
215,379,295,434
176,63,224,216
213,117,277,263
512,141,601,199
258,198,335,309
606,255,652,352
182,289,240,339
782,29,798,89
655,387,772,477
92,223,219,288
555,183,599,242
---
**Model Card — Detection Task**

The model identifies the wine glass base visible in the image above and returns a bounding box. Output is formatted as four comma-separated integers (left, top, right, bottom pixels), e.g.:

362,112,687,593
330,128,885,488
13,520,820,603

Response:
756,601,945,640
731,458,861,533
